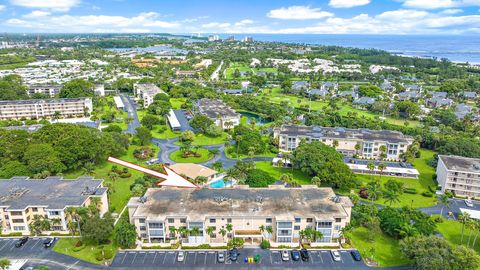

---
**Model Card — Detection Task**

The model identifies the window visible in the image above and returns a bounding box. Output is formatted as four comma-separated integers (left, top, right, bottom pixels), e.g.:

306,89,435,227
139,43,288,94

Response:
139,218,146,223
12,219,24,223
140,226,146,231
294,217,301,223
13,226,25,231
334,225,341,231
306,218,313,223
32,207,38,212
11,211,22,216
48,211,60,216
317,221,332,228
266,218,272,223
148,223,163,229
335,218,341,223
167,218,174,223
180,218,186,223
140,233,147,238
227,218,232,223
209,218,216,223
294,225,300,230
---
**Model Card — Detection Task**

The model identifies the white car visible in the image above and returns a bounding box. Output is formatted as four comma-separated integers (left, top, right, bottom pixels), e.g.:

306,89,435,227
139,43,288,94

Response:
281,249,290,261
331,250,341,262
177,251,185,262
465,199,474,207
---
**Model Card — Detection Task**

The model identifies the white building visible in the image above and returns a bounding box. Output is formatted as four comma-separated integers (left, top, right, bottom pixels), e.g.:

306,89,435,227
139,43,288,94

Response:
133,83,166,107
196,99,241,129
437,155,480,198
113,96,125,111
27,85,62,97
0,98,93,120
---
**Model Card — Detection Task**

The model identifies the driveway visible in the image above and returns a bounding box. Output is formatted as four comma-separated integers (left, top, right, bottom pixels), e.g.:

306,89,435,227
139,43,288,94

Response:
120,94,140,134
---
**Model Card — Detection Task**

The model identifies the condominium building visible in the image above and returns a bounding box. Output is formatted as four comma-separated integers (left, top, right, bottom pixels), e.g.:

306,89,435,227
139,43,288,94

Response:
0,176,108,235
133,83,166,107
437,155,480,198
127,185,352,247
27,85,62,97
0,98,93,120
195,99,241,129
273,125,414,161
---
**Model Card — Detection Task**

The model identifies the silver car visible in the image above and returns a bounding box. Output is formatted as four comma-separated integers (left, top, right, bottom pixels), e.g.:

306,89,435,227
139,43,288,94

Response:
331,250,341,262
217,252,225,263
281,249,290,261
177,251,185,262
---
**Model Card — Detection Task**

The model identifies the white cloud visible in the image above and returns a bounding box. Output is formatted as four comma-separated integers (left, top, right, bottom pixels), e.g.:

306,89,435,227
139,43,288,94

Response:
403,0,480,9
0,5,5,11
6,12,180,32
23,10,51,18
440,8,464,14
201,22,231,28
329,0,370,8
267,5,333,20
235,19,254,26
9,0,80,11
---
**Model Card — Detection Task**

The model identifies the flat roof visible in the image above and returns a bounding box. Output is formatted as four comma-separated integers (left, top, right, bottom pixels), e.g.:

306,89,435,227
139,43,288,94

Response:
169,163,218,179
113,96,125,108
0,98,89,106
128,186,352,221
0,176,105,210
197,99,240,119
439,155,480,173
275,125,413,144
167,109,181,129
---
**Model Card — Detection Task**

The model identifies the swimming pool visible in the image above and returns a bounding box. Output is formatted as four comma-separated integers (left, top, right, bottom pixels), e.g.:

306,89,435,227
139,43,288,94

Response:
208,179,236,188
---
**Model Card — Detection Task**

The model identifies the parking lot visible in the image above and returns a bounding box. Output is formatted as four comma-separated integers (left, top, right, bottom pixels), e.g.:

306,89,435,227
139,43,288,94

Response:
110,248,369,269
0,237,53,256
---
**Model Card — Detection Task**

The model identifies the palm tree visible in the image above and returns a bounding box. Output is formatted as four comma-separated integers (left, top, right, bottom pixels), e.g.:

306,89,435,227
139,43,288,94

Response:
396,223,418,238
379,145,387,160
377,163,386,179
276,159,284,168
311,176,321,187
226,223,233,240
52,111,61,121
384,190,400,207
219,227,227,242
354,143,361,156
459,212,471,244
468,219,477,248
259,225,265,239
367,180,382,202
472,219,480,248
438,194,451,218
367,162,376,180
206,226,215,238
169,226,177,242
332,140,339,149
178,227,188,243
266,226,273,239
280,174,291,183
190,227,201,243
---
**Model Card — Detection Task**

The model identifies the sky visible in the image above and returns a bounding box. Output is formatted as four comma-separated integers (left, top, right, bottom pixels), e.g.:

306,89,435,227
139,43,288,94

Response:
0,0,480,34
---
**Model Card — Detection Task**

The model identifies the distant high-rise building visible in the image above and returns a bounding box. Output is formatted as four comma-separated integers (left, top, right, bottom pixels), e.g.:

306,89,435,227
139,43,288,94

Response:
243,36,254,42
208,35,220,42
226,35,235,41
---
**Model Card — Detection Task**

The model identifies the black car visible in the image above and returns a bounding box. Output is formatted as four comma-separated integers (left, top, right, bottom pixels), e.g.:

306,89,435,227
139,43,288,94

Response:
229,248,239,261
43,237,55,248
15,236,29,248
351,250,362,261
300,249,310,261
291,250,301,261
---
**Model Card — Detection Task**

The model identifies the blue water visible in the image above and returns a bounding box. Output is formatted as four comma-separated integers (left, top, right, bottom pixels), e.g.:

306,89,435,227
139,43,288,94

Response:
240,111,272,125
216,34,480,64
209,179,226,188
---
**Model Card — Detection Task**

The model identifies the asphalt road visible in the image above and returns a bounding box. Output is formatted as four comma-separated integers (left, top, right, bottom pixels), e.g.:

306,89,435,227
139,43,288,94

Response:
120,94,140,134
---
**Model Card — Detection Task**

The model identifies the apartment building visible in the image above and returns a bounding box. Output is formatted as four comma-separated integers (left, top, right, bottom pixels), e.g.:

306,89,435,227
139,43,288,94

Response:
0,98,93,120
195,99,241,129
0,176,108,235
437,155,480,198
127,185,352,247
27,85,62,97
133,83,166,107
273,125,414,161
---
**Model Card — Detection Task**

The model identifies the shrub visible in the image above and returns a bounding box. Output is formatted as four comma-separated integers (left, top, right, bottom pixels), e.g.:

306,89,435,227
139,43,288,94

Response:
74,240,83,247
260,240,270,249
404,188,418,194
422,191,434,197
103,249,114,260
157,125,167,133
95,251,104,261
359,188,369,199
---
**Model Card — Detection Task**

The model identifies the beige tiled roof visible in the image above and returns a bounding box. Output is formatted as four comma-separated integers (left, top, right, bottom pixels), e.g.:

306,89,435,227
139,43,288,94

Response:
169,163,218,179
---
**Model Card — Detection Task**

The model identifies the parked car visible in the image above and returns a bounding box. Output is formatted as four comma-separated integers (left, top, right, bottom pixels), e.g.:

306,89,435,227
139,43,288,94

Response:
465,199,474,207
300,249,310,261
15,236,29,248
281,249,290,261
291,250,300,261
331,250,341,262
351,250,362,261
217,252,225,263
229,248,239,261
43,237,55,248
177,251,185,262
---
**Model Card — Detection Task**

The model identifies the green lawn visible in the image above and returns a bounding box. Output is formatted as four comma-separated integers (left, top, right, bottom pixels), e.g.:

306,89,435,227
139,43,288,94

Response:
355,149,438,208
255,161,312,184
170,98,187,109
152,125,181,139
224,63,278,80
261,88,421,127
225,146,277,160
64,144,159,213
437,218,480,253
53,238,117,264
191,132,229,146
170,148,213,163
348,227,409,268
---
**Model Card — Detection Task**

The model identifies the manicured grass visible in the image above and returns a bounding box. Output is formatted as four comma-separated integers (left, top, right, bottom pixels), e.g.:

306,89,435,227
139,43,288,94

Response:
152,125,181,139
170,148,213,163
170,98,187,109
64,144,159,214
348,227,409,268
261,88,421,127
437,218,480,253
224,63,278,80
254,161,312,184
191,132,229,146
53,238,117,264
355,149,438,208
224,146,277,160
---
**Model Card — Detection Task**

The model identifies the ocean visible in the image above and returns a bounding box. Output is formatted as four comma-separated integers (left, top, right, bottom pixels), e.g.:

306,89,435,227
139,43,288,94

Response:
219,34,480,64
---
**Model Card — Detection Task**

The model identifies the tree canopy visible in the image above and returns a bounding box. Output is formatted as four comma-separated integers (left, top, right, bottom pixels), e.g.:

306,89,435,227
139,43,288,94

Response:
59,79,95,98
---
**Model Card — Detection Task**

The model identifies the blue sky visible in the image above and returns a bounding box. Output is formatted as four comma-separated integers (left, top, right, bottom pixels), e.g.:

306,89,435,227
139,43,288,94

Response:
0,0,479,34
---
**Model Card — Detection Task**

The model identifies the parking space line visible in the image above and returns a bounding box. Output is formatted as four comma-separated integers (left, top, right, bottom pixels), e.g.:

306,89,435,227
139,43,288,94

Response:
120,252,128,264
131,252,138,264
204,252,207,264
319,252,324,263
66,261,79,270
269,252,273,265
141,252,147,264
0,240,9,251
30,240,40,250
152,252,158,264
